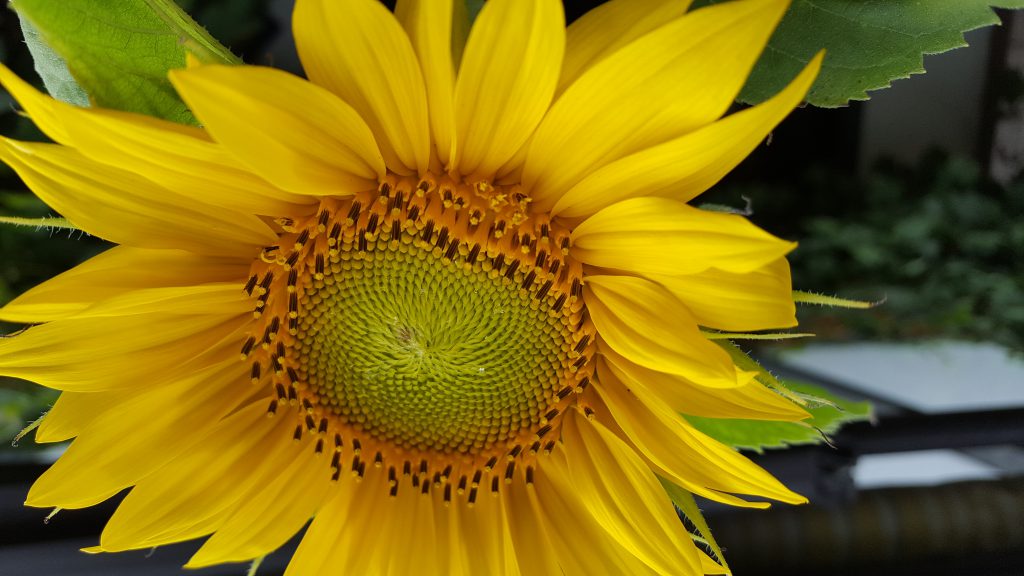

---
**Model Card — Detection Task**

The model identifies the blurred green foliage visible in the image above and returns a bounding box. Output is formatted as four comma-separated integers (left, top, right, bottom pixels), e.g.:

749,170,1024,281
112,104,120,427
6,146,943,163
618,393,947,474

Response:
789,152,1024,351
0,386,55,450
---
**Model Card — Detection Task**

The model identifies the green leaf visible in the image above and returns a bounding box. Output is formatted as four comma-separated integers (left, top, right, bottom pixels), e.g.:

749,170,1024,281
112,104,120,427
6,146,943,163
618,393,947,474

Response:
686,379,873,453
659,478,730,573
12,0,240,124
16,14,89,107
692,0,1024,107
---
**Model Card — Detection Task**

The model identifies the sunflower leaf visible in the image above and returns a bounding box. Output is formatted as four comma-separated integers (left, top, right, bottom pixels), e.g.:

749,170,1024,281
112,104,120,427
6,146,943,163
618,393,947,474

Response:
691,0,1023,107
11,0,240,124
16,14,89,108
685,379,873,453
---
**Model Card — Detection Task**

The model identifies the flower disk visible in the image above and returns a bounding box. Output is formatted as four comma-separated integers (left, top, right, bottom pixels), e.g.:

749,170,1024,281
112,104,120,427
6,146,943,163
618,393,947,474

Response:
249,177,591,481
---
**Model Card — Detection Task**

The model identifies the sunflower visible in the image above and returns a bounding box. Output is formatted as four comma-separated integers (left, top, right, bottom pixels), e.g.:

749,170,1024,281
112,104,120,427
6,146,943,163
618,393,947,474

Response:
0,0,823,573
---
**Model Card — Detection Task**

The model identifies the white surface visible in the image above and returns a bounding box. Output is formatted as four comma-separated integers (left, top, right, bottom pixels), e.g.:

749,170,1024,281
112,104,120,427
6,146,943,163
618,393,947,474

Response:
853,449,1001,489
778,340,1024,413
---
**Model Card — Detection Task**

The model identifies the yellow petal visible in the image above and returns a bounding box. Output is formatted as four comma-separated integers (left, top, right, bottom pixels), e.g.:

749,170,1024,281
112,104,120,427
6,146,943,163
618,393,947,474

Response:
0,63,70,142
186,438,333,567
560,409,702,575
533,446,662,575
0,246,248,323
432,496,461,576
599,350,809,422
98,400,298,551
0,69,314,218
62,112,310,216
26,360,255,509
451,0,564,180
0,286,250,391
503,473,560,576
595,372,807,506
289,466,407,575
34,390,136,443
524,0,790,209
282,484,358,576
170,64,384,195
55,283,250,319
347,473,411,575
585,275,742,388
559,0,690,95
1,64,317,216
552,52,824,218
572,197,796,276
32,322,247,438
652,259,797,332
396,0,457,167
454,476,512,575
340,471,402,575
0,139,275,256
384,486,444,576
294,0,430,174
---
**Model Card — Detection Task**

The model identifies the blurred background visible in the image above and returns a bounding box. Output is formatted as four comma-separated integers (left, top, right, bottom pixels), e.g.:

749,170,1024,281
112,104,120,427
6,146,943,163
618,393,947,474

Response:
1,1,1022,575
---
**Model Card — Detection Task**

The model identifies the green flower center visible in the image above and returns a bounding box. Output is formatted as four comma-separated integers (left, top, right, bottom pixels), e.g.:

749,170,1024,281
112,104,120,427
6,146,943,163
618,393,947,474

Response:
243,176,595,475
294,238,572,454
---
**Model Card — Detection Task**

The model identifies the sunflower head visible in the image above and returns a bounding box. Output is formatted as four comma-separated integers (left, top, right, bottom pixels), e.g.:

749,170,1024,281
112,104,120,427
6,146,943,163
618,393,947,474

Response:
0,0,823,573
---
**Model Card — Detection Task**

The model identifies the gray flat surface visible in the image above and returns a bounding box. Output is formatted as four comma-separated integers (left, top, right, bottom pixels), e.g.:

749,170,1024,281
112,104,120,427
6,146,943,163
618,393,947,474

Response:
853,449,1002,489
777,340,1024,414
